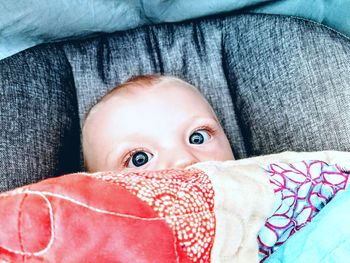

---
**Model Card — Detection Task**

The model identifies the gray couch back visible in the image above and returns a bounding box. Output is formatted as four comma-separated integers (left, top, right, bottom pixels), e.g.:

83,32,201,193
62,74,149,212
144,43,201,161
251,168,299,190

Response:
1,13,350,191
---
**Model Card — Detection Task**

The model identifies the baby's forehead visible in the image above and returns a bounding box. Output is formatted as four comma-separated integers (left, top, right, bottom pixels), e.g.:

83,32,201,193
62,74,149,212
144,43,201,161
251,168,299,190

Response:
84,78,214,127
100,79,203,107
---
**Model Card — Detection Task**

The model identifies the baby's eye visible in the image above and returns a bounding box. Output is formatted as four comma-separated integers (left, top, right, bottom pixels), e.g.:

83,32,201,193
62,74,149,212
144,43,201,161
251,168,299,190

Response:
127,151,153,168
189,130,210,144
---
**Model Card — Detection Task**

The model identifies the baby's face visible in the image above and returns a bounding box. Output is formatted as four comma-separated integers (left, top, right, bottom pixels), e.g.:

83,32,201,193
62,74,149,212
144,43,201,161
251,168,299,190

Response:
83,80,234,172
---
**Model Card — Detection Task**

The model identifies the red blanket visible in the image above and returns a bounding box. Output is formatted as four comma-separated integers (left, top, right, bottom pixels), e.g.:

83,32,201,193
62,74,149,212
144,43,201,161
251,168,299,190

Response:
0,169,215,262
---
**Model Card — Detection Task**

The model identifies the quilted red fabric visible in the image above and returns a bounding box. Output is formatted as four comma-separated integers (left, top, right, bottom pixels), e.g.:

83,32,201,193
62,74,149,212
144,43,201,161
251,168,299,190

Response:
0,169,215,262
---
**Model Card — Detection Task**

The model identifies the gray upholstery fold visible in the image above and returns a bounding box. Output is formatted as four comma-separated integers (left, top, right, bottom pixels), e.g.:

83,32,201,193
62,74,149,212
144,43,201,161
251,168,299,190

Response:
1,13,350,191
0,47,80,191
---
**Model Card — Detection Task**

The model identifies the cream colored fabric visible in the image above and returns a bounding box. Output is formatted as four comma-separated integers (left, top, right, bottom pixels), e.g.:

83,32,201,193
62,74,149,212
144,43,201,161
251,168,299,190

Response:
189,151,350,263
191,160,273,263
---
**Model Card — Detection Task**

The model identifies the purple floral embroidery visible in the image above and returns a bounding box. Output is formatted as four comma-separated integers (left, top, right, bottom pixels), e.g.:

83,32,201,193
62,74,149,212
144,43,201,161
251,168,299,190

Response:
258,160,349,261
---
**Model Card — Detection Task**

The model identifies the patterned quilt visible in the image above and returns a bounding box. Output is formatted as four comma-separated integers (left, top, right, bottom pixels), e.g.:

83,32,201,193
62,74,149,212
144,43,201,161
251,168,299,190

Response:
0,151,349,262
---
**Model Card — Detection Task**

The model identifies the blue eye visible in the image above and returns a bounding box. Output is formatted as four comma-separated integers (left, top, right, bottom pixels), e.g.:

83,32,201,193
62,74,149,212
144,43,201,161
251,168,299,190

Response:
127,151,153,168
189,130,210,144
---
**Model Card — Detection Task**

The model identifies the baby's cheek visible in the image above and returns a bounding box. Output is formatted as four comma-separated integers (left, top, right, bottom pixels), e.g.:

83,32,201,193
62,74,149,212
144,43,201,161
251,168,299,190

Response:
196,145,232,163
214,139,234,161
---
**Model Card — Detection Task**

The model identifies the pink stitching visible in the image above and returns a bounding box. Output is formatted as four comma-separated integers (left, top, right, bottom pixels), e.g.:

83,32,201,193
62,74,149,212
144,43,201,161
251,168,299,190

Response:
0,190,54,257
0,170,215,261
17,193,26,255
0,189,213,258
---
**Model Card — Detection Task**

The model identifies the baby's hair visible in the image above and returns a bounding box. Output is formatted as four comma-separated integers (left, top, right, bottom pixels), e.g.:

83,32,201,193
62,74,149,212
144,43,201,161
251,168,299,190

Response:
103,74,162,98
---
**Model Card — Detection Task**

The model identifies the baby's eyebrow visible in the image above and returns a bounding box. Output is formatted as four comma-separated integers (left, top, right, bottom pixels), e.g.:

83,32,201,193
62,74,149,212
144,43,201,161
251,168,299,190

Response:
190,115,220,125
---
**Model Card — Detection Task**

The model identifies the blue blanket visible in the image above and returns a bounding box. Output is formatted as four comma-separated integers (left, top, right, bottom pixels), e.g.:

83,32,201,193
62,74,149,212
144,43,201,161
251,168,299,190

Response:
265,188,350,262
1,0,349,60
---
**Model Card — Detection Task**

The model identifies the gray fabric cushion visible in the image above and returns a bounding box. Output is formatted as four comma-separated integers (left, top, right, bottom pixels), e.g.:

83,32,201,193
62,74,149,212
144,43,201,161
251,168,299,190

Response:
223,15,350,157
1,13,350,191
0,47,80,191
62,13,350,159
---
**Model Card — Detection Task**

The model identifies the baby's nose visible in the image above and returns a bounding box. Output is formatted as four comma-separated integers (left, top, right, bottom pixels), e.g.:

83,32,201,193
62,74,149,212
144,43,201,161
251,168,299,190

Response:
164,150,199,169
173,158,197,169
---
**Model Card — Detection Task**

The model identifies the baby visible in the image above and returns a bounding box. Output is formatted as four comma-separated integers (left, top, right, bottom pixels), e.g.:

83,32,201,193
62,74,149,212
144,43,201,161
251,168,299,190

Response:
82,75,350,262
83,75,235,173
